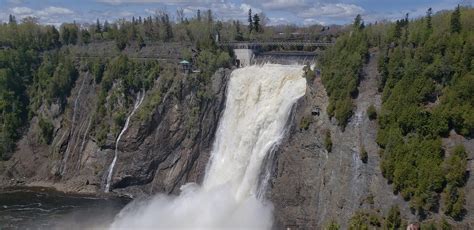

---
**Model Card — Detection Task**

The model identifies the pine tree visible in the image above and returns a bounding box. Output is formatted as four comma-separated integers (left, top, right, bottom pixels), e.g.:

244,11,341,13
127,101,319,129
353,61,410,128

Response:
8,14,16,24
248,9,253,33
103,20,110,32
253,14,260,33
235,20,243,41
426,8,433,30
353,14,362,29
451,5,461,33
197,9,201,22
207,9,213,23
96,18,102,34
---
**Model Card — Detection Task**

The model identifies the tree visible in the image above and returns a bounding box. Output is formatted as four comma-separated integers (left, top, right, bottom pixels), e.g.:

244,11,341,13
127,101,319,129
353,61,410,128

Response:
207,9,213,23
451,5,461,33
235,20,243,41
248,9,253,34
176,8,184,23
103,20,110,32
367,104,377,120
385,206,401,229
197,9,201,22
253,14,261,33
80,29,91,44
137,34,145,49
8,14,16,25
96,18,102,34
426,8,433,30
353,14,363,30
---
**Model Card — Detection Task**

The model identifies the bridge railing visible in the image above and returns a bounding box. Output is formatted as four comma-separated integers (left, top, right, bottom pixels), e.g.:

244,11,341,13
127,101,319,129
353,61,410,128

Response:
219,41,334,48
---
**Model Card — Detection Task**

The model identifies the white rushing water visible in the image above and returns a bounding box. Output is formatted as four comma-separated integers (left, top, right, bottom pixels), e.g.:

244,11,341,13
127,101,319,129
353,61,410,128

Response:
110,64,306,229
105,91,145,192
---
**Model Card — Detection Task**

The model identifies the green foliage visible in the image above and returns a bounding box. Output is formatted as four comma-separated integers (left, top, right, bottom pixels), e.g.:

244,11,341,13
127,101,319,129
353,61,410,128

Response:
440,218,452,230
367,104,377,120
325,220,340,230
113,111,126,127
385,205,401,230
442,145,467,219
303,63,316,82
451,5,461,33
348,212,382,230
299,117,311,131
321,15,368,128
38,117,54,144
360,145,368,163
369,6,474,217
324,130,332,152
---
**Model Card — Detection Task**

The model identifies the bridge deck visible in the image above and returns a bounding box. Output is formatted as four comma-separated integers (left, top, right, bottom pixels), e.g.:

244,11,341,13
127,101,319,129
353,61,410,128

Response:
220,41,333,48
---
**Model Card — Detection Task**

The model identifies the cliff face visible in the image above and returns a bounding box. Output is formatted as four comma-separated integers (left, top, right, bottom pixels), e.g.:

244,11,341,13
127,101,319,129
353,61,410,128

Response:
1,49,472,228
0,62,230,196
268,51,474,228
269,51,414,228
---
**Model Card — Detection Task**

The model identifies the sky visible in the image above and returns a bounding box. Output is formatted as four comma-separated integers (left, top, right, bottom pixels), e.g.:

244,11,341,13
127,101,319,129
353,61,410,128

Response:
0,0,471,26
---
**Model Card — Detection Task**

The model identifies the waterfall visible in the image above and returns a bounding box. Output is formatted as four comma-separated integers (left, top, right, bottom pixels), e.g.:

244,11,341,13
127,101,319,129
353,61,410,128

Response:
111,64,306,229
105,91,145,192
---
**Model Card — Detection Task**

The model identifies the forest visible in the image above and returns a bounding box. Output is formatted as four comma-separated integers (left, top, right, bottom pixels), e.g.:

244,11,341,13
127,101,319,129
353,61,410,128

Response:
320,5,473,227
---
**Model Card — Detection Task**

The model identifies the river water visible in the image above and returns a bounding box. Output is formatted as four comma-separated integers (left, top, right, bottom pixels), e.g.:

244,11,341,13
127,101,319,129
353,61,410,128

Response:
0,187,129,229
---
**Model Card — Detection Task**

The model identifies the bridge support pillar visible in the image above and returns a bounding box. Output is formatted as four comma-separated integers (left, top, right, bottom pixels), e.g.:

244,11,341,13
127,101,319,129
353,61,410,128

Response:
233,49,254,67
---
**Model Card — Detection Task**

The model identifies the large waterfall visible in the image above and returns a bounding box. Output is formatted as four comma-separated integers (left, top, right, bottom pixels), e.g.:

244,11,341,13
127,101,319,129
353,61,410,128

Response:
111,64,306,229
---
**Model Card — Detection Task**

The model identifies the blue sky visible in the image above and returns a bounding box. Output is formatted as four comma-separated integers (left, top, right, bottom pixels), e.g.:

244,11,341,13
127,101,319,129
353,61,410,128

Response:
0,0,470,26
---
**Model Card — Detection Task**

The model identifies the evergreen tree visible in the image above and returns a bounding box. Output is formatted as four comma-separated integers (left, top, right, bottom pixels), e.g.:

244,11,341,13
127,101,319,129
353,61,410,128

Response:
253,14,260,33
8,14,16,24
103,20,110,32
248,9,253,34
96,18,102,33
235,20,243,41
353,14,362,30
207,9,213,23
197,9,201,22
451,5,461,33
137,34,145,49
426,8,433,30
80,29,91,44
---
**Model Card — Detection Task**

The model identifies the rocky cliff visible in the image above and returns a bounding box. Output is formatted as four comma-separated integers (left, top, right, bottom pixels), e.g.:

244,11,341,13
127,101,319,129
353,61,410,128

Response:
269,50,474,228
0,60,230,197
1,49,472,228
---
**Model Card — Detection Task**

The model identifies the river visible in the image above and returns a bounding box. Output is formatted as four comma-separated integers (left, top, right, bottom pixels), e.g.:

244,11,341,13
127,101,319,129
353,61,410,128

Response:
0,187,129,229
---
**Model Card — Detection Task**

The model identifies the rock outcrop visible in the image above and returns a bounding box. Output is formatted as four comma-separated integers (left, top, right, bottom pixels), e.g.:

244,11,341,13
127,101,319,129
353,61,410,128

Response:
269,50,416,228
0,62,230,197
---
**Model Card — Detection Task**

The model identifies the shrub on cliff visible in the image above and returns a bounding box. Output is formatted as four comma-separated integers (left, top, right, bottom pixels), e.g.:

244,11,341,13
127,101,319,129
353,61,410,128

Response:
367,104,377,120
360,146,368,163
324,130,332,152
38,117,54,145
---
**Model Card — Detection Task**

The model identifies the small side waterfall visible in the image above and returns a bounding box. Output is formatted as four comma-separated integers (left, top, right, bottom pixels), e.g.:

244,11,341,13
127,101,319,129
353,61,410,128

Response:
111,64,306,229
105,91,145,192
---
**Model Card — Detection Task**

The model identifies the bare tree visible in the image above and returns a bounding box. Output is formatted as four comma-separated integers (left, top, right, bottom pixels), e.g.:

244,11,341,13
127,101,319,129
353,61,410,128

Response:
176,8,184,23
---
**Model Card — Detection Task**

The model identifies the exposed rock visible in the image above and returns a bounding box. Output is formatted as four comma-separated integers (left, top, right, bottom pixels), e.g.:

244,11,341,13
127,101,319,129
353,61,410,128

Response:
269,50,416,229
0,61,230,197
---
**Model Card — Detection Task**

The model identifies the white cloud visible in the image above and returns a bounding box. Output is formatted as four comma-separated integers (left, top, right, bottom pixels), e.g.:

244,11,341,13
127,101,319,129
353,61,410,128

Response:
37,6,74,16
7,0,25,4
261,0,307,11
98,0,219,5
268,17,291,25
299,3,364,19
11,6,33,15
303,18,326,26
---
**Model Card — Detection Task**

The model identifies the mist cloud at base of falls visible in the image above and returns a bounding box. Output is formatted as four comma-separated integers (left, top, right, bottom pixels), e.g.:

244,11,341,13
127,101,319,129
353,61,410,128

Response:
110,64,306,229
